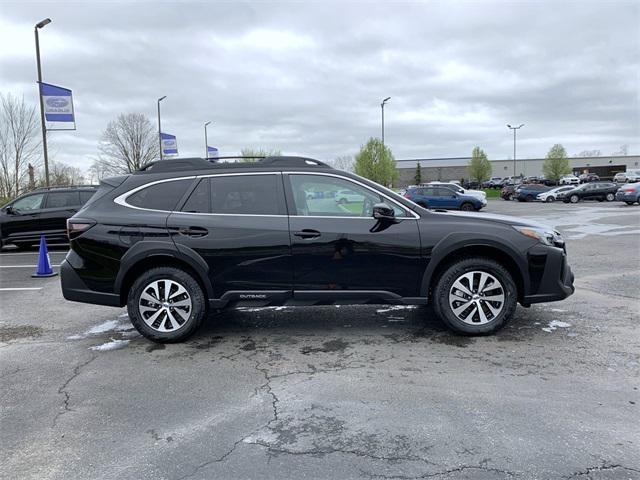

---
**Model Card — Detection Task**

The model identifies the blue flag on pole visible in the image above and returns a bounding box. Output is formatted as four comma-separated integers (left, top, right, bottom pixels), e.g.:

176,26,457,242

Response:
207,146,218,159
40,82,75,124
161,133,178,156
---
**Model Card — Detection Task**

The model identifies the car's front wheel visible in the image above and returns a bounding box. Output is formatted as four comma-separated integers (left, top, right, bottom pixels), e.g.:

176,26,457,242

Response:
127,267,206,343
569,194,579,203
460,202,475,211
545,196,555,203
605,193,615,202
432,257,517,335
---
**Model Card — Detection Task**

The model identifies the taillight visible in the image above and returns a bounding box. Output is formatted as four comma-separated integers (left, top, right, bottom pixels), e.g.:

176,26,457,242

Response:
404,194,410,198
67,219,95,240
622,187,634,192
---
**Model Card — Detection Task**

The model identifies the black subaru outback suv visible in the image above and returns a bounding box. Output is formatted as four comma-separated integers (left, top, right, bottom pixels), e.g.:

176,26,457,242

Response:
61,157,574,342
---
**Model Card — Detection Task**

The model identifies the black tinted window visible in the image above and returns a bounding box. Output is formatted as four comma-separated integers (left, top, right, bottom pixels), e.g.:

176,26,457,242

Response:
182,179,210,213
79,191,95,204
45,191,80,208
127,179,192,211
11,193,44,211
210,175,281,215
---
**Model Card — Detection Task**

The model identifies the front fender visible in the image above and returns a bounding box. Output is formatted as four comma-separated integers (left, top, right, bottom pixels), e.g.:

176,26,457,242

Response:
420,232,529,299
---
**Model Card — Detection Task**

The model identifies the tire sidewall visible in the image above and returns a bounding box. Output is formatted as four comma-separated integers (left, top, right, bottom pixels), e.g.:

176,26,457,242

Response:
433,258,517,335
570,195,579,203
127,267,206,343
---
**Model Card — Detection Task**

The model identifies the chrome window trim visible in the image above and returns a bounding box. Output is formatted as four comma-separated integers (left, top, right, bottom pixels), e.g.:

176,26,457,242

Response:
113,170,420,219
285,171,420,219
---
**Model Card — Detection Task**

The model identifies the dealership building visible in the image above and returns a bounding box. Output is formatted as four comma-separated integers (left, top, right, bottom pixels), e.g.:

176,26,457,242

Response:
395,155,640,187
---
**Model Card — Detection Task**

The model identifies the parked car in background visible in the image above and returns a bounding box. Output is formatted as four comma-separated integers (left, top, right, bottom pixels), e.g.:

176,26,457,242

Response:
500,176,523,187
500,185,517,201
615,183,640,205
427,182,487,202
515,184,551,202
559,174,580,185
0,185,97,249
482,177,503,189
624,169,640,183
579,173,600,183
558,182,619,203
334,189,364,204
405,185,486,211
536,186,577,203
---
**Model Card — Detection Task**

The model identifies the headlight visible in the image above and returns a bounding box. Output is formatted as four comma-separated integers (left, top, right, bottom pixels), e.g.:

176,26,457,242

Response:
513,226,563,246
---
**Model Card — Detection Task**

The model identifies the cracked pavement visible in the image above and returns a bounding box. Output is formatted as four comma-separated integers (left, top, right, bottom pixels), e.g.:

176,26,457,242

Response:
1,201,639,479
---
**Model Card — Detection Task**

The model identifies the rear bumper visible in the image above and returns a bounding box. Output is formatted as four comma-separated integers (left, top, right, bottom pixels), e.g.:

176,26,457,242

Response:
60,259,122,307
616,192,638,202
522,247,575,305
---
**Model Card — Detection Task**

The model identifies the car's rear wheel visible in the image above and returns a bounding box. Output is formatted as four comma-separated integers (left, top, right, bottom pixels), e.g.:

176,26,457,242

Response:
460,202,475,211
526,194,534,202
569,194,579,203
433,257,517,335
625,201,635,206
605,193,615,202
127,267,206,343
545,196,555,203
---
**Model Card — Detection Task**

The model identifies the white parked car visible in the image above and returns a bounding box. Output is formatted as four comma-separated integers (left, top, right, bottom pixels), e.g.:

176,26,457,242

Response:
334,189,364,204
427,182,487,201
617,169,640,183
559,175,580,185
537,186,576,203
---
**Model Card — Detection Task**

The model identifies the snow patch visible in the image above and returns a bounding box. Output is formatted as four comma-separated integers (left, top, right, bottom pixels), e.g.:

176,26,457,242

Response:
550,308,566,313
542,320,572,332
89,339,130,351
376,306,417,313
86,320,120,335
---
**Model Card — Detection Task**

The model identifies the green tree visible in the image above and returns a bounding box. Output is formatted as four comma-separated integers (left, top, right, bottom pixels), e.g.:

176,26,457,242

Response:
240,147,281,162
354,137,398,186
414,162,422,185
542,144,570,181
467,147,491,183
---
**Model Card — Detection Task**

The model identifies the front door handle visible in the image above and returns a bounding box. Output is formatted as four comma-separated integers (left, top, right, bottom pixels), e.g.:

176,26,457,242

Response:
179,226,208,237
294,229,321,239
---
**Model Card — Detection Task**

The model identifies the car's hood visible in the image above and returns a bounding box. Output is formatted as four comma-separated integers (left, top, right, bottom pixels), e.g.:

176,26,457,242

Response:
426,209,554,230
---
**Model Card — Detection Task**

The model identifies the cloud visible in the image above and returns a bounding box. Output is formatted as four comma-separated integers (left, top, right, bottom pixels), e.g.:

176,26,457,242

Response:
0,0,637,171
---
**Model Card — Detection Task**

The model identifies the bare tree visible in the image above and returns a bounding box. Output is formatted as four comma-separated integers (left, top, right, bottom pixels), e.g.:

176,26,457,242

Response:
96,113,159,174
239,147,282,162
0,93,41,198
577,149,601,157
612,144,628,156
87,159,110,184
38,160,85,186
331,155,355,172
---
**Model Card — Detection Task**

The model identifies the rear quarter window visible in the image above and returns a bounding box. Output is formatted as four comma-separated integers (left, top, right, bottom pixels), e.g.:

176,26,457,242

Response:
127,179,192,211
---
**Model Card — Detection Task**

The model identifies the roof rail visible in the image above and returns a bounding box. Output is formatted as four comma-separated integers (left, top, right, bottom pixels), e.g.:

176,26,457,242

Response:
137,156,331,173
32,184,98,191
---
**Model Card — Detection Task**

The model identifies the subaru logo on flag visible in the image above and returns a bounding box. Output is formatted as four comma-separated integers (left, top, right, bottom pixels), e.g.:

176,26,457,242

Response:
46,97,69,108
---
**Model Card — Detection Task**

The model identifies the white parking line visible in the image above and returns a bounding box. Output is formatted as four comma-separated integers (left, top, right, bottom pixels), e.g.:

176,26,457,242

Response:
0,252,67,256
0,287,43,291
0,265,61,268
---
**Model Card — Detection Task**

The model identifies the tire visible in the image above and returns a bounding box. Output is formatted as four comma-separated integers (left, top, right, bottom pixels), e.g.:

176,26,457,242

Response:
127,266,206,343
545,196,555,203
605,193,615,202
507,194,514,201
432,257,517,335
525,194,534,202
12,242,34,250
460,202,475,211
569,194,579,204
625,201,634,206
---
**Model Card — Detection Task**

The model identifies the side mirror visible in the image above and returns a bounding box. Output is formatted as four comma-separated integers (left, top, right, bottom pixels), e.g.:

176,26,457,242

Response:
372,203,396,221
4,205,14,215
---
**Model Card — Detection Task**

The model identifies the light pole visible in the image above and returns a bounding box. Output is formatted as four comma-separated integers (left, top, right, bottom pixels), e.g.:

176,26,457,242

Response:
381,97,391,145
204,121,211,159
35,18,52,186
507,123,524,176
157,96,166,160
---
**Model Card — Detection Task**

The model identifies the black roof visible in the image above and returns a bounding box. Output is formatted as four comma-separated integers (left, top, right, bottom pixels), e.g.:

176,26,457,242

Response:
137,156,331,174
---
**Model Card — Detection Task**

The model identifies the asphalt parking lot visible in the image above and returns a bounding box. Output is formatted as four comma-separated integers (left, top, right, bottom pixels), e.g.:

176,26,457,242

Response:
1,200,639,480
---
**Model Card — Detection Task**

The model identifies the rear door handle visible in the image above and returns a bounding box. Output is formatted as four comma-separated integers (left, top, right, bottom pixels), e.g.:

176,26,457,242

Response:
179,226,208,237
293,229,321,239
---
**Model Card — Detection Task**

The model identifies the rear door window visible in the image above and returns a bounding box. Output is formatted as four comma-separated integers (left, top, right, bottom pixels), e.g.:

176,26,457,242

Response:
127,179,192,211
44,191,80,208
209,174,283,215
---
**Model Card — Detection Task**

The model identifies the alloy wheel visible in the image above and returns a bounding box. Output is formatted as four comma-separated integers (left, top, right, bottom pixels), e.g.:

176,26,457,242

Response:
448,271,505,325
138,279,192,332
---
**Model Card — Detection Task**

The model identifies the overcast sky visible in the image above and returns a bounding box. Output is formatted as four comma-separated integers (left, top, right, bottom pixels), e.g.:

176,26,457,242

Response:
1,0,638,171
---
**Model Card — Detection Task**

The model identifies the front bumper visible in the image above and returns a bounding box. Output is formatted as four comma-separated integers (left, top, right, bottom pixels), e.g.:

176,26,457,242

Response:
522,246,575,305
61,259,122,307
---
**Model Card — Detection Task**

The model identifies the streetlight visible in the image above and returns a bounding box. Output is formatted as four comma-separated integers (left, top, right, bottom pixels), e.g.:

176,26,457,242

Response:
35,18,52,186
381,97,391,145
157,96,166,160
204,121,211,159
507,123,524,176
